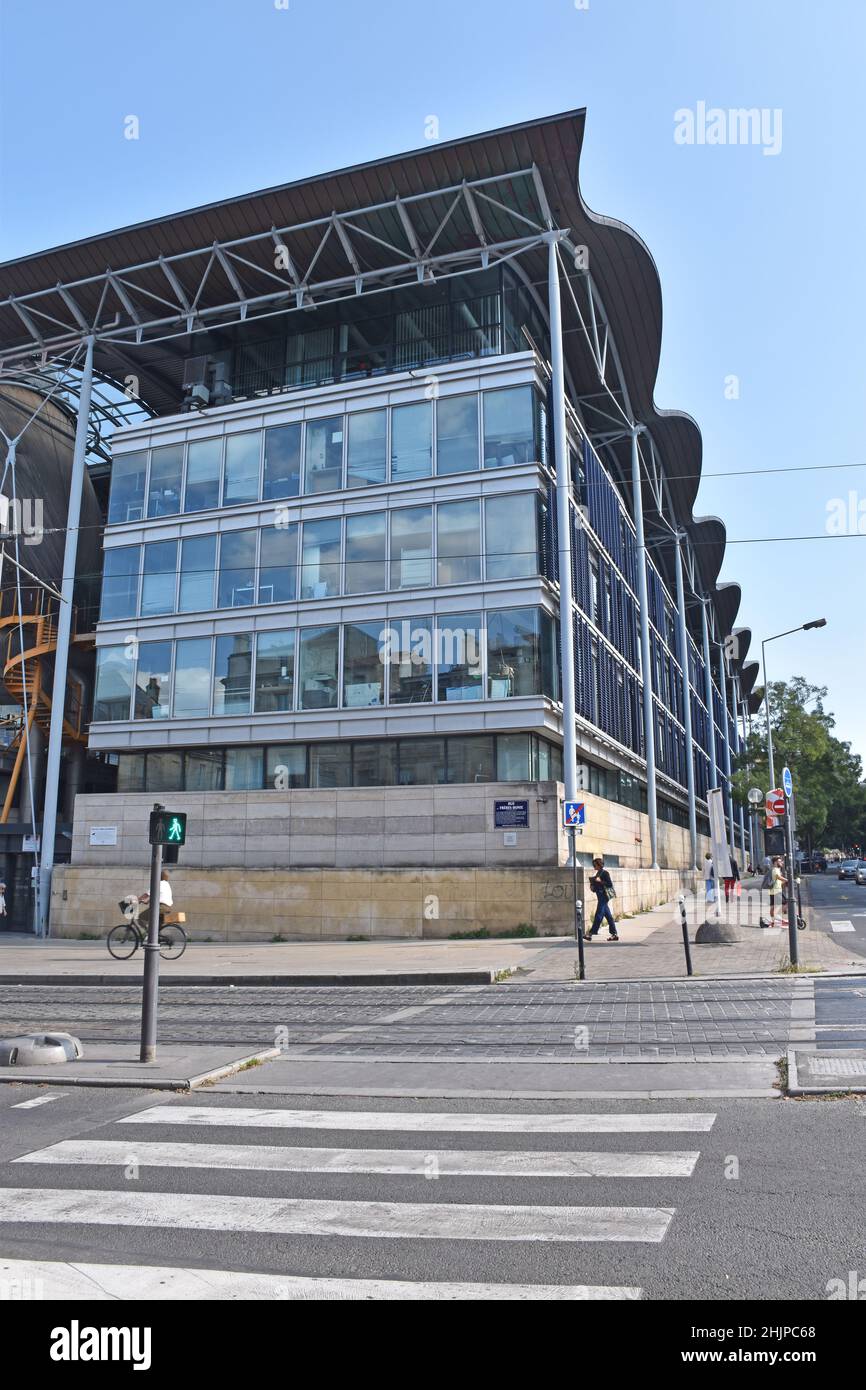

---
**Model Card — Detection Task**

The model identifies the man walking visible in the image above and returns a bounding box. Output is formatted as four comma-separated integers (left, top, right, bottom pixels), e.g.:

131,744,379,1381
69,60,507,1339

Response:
584,856,619,942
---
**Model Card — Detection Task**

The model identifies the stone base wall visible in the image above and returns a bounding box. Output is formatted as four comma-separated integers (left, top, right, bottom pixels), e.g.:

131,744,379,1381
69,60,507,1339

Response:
49,865,581,941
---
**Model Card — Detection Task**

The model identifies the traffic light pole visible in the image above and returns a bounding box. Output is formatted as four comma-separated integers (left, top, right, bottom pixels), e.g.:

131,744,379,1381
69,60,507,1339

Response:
140,803,164,1062
784,803,799,968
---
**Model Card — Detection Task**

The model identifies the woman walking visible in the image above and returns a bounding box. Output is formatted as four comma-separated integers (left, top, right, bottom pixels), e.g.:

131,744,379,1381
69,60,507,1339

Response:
584,856,619,942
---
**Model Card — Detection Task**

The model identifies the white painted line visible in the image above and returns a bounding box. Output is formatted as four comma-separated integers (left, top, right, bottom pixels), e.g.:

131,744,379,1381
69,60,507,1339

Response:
11,1095,62,1110
123,1106,717,1134
0,1188,675,1243
0,1258,640,1300
14,1139,701,1179
830,921,856,932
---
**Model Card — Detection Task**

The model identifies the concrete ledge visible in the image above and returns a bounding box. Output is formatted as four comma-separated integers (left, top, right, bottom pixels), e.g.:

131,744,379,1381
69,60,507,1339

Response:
787,1045,866,1095
0,970,495,988
0,1045,280,1091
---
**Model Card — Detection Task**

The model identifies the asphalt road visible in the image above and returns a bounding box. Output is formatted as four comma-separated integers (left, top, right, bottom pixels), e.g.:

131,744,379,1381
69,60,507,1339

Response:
0,1085,863,1301
0,976,833,1058
804,871,866,959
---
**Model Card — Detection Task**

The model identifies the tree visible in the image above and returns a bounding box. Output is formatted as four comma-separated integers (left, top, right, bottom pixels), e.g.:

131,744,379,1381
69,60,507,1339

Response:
732,678,866,850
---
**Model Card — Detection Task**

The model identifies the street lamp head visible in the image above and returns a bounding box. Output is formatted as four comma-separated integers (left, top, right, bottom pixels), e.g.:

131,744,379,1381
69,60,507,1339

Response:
803,618,827,630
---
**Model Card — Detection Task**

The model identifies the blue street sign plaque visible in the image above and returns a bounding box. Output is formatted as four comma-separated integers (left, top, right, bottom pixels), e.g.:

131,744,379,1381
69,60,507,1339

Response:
563,800,586,829
782,767,793,799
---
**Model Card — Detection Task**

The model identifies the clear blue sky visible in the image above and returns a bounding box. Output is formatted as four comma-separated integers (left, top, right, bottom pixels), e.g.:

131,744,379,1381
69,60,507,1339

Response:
1,0,863,760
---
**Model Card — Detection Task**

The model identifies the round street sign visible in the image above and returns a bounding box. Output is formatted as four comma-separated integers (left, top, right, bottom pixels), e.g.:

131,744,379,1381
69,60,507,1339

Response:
782,767,793,798
767,789,786,817
747,787,764,805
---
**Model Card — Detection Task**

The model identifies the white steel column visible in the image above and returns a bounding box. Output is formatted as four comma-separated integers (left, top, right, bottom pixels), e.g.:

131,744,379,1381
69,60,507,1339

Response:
38,335,95,938
700,600,718,789
718,642,735,854
631,426,658,868
674,532,697,869
546,234,578,813
733,678,746,860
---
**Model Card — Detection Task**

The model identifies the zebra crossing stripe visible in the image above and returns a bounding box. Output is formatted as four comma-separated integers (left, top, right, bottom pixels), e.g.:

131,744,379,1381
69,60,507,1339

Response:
122,1106,716,1134
14,1139,701,1178
0,1187,675,1242
0,1258,641,1300
830,920,855,932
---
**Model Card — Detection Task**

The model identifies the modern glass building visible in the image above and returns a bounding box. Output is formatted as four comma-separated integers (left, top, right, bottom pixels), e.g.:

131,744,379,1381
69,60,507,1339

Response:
0,111,763,896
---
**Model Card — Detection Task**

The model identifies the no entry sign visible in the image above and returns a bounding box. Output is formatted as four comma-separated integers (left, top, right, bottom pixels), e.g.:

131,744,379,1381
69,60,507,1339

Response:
766,789,786,817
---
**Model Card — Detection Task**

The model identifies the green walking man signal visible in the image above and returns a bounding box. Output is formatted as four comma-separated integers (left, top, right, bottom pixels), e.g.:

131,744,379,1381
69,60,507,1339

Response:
148,811,187,846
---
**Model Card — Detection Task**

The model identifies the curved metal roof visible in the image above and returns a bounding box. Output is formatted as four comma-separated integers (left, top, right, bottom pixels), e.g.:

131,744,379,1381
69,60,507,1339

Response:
0,109,739,638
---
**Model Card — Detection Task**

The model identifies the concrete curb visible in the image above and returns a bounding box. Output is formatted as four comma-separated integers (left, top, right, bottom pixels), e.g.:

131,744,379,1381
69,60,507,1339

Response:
785,1045,866,1097
0,971,495,988
211,1083,781,1100
0,1046,281,1092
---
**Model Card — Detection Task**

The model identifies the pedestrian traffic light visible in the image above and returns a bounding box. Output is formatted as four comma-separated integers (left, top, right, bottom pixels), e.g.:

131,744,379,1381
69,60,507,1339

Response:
149,811,187,846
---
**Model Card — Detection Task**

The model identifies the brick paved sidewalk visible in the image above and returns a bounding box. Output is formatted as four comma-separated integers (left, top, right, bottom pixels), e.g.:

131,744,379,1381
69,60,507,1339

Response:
524,889,866,982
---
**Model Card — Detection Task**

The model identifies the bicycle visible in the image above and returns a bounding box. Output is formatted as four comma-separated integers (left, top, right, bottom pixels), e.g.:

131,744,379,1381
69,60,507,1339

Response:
107,900,188,961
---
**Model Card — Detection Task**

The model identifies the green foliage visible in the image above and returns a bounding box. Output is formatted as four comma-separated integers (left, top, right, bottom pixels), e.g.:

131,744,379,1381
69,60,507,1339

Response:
732,678,866,848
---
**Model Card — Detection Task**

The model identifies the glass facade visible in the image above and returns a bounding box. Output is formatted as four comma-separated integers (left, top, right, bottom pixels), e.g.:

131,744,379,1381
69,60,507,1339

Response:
106,383,547,527
116,732,563,793
93,606,556,722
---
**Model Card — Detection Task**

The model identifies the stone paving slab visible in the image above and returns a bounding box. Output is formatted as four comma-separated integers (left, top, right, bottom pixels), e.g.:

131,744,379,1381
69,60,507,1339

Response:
788,1047,866,1094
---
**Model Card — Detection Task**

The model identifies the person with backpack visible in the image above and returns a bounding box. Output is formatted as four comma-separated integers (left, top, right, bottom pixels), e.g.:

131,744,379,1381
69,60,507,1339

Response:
584,856,619,942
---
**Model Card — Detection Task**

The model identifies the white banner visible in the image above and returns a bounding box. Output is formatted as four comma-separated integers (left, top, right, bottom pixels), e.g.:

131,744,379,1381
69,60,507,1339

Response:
707,787,733,884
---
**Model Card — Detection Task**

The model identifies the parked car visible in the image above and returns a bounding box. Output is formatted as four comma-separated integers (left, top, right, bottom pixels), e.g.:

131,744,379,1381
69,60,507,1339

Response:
838,859,860,880
855,862,866,886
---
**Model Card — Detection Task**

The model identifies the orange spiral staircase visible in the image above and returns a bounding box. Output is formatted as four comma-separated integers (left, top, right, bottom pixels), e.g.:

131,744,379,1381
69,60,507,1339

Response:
0,592,93,822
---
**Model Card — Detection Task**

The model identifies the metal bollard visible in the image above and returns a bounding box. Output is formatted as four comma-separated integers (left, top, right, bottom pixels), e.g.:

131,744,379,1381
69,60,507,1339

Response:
678,894,693,977
574,898,586,981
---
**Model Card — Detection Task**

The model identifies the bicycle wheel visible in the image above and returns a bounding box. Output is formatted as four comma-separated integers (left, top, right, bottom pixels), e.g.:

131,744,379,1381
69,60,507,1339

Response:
107,924,140,960
158,924,187,960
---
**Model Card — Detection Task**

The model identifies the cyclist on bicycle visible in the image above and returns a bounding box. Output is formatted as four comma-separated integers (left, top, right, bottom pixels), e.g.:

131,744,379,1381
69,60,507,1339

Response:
139,870,173,930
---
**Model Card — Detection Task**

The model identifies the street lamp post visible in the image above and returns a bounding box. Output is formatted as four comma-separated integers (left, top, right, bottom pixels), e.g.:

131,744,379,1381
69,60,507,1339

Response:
762,619,827,790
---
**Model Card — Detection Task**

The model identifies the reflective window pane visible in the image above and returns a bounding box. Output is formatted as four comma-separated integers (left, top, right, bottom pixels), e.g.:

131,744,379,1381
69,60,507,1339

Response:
259,524,297,603
385,617,433,704
254,630,295,712
484,494,538,580
178,534,216,612
223,432,261,505
185,749,223,791
446,735,495,784
390,505,432,589
147,445,183,517
263,423,301,500
436,395,479,475
353,741,396,787
304,416,344,494
145,751,182,792
497,733,531,780
141,540,178,616
436,612,482,702
309,742,350,787
184,439,221,512
436,499,481,584
225,746,263,790
347,410,386,488
117,753,145,791
213,633,252,715
343,623,385,707
173,637,212,717
218,529,257,607
266,745,307,789
486,607,544,698
391,402,432,481
345,512,386,594
300,518,341,599
483,386,536,468
94,646,133,720
100,546,139,620
108,451,147,524
134,640,173,720
298,626,339,709
397,737,445,785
